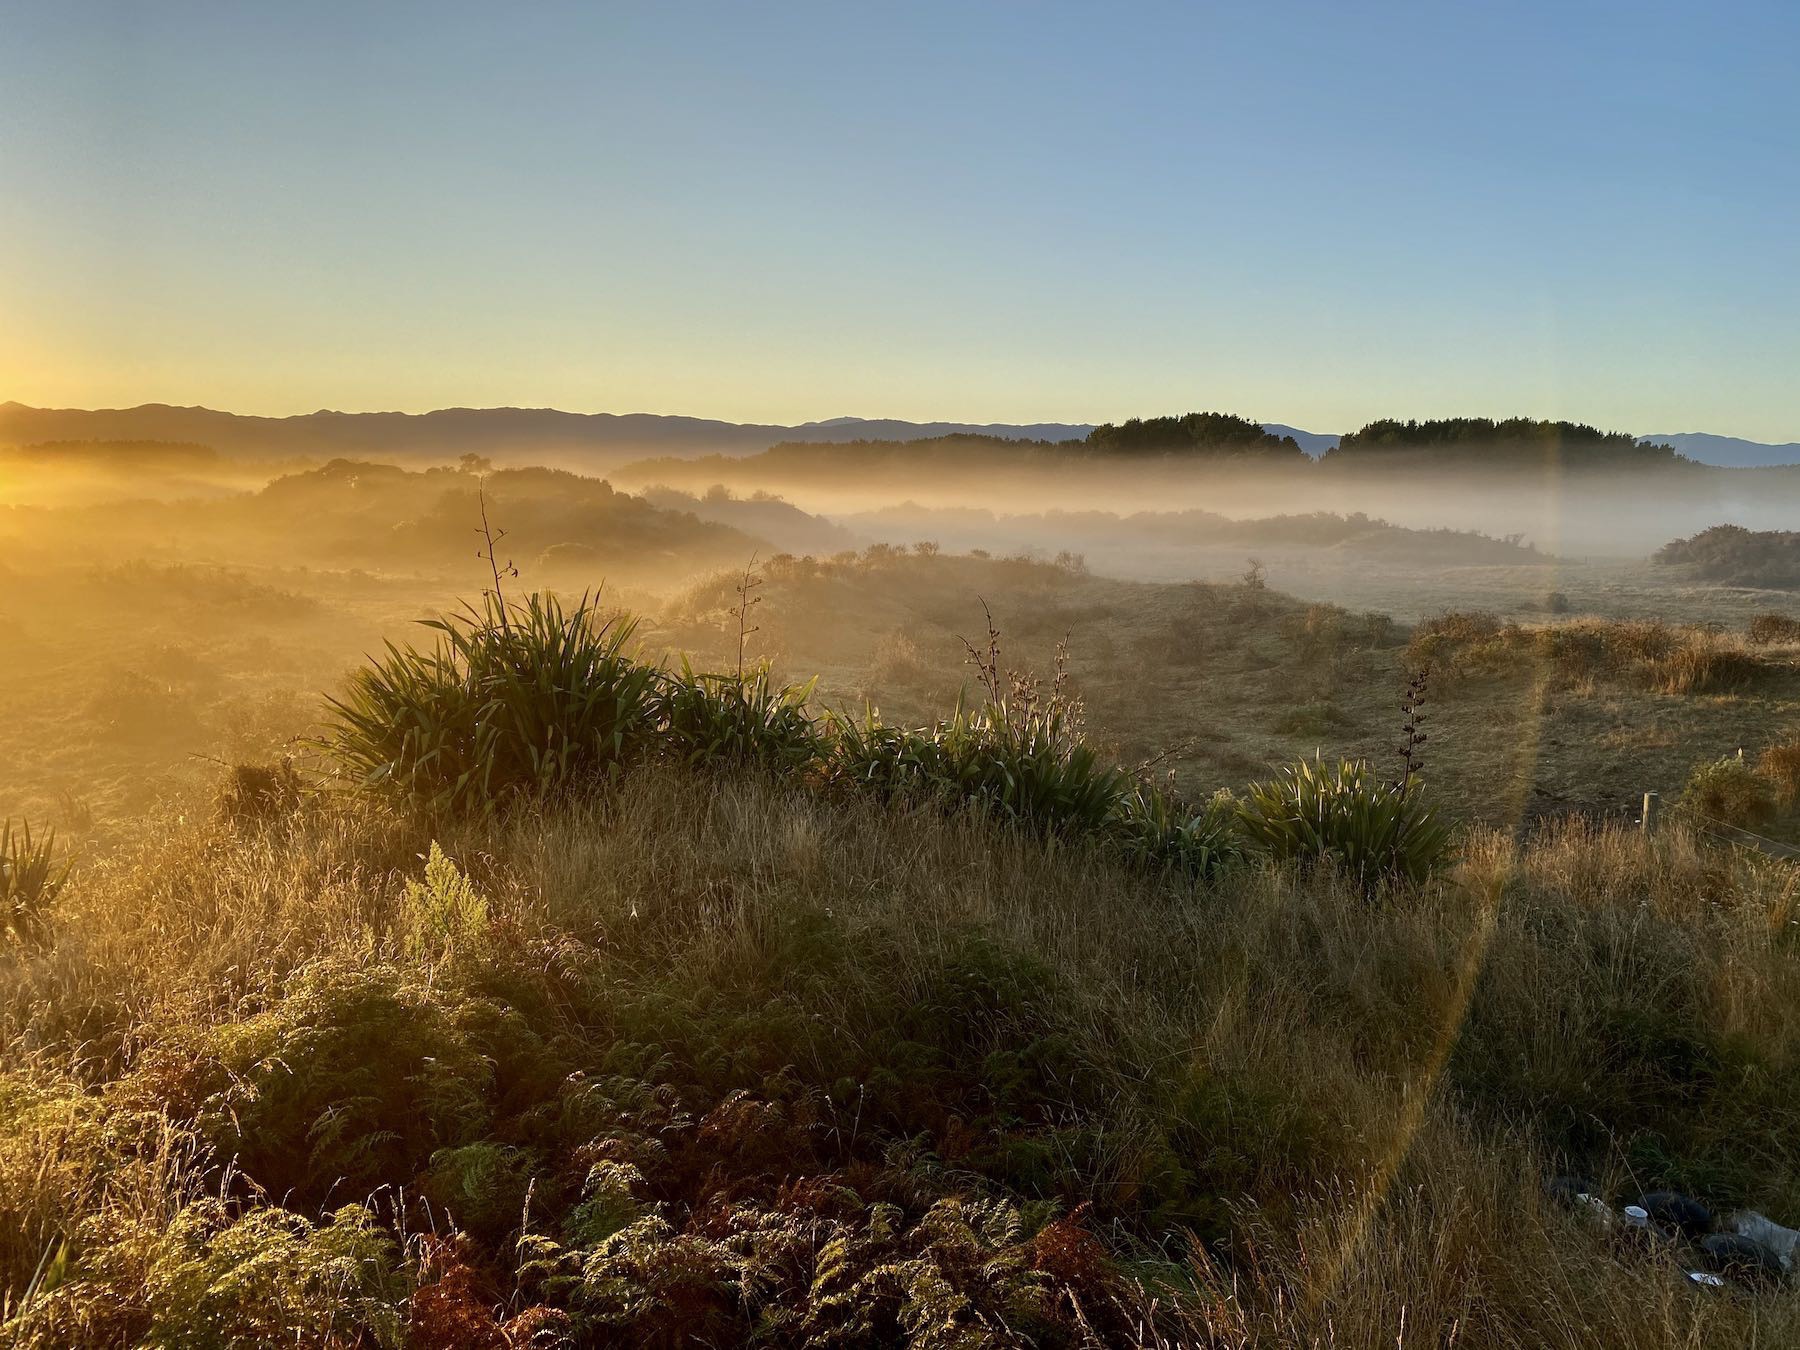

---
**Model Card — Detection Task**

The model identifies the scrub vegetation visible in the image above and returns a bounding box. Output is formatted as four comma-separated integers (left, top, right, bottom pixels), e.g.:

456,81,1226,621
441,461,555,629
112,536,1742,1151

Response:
6,422,1800,1345
3,598,1798,1344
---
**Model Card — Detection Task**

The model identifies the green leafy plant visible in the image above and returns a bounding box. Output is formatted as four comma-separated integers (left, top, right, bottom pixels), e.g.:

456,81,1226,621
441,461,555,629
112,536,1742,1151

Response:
824,702,1130,840
401,842,489,960
826,611,1133,841
1113,783,1242,881
193,961,500,1205
1238,757,1454,887
657,660,823,774
2,820,69,945
318,590,659,816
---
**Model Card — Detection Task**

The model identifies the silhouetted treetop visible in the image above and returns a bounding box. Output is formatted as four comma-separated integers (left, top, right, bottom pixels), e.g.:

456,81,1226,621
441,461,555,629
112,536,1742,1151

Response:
1329,417,1686,466
1084,412,1304,458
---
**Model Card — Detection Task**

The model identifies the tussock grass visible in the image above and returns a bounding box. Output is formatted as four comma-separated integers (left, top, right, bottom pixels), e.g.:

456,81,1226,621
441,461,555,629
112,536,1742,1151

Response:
1759,735,1800,806
1410,611,1771,696
317,591,660,816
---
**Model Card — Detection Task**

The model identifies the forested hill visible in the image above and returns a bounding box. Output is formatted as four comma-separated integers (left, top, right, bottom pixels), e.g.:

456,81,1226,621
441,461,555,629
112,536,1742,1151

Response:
1082,412,1306,457
622,415,1747,486
1324,418,1691,468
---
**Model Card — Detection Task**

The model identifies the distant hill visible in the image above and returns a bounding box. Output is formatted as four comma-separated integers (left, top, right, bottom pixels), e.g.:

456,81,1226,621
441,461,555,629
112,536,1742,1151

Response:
1085,412,1306,458
0,402,1091,465
8,401,1785,471
795,415,1090,441
1263,423,1341,455
1642,433,1800,469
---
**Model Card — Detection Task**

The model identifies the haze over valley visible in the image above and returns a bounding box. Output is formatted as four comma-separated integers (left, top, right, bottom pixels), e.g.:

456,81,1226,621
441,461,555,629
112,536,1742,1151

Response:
7,4,1800,1346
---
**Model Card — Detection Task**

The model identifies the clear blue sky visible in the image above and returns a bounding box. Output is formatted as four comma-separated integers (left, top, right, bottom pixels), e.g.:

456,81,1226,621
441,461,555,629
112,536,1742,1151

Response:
3,1,1796,439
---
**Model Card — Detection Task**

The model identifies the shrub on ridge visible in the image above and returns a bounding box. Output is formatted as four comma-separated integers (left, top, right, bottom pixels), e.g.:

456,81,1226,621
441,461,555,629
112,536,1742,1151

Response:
318,591,659,816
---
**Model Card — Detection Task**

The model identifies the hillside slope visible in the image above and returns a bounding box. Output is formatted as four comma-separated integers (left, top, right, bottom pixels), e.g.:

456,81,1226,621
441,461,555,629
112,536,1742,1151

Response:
4,761,1798,1345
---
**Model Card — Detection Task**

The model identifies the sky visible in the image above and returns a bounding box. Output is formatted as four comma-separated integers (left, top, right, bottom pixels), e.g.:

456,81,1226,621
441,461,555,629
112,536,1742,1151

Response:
2,1,1797,440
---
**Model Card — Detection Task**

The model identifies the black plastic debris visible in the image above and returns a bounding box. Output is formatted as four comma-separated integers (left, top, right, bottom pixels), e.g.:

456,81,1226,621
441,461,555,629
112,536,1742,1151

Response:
1699,1233,1786,1289
1729,1211,1799,1274
1638,1191,1713,1240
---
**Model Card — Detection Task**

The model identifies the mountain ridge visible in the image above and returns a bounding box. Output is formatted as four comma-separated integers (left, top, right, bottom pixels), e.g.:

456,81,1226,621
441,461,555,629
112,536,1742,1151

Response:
1641,432,1800,469
0,402,1093,464
4,402,1795,469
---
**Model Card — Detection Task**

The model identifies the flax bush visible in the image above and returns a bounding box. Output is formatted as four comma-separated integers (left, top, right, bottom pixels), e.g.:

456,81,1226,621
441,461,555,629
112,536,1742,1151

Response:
1237,756,1455,887
317,591,659,816
656,658,823,773
1,820,68,945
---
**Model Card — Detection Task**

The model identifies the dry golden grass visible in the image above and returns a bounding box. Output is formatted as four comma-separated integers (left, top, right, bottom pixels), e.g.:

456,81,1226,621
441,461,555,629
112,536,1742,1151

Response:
4,766,1799,1344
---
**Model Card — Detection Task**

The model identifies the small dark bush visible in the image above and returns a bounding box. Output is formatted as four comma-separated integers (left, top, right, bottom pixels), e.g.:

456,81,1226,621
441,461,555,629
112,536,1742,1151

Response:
216,760,306,825
1272,701,1347,737
1747,612,1800,645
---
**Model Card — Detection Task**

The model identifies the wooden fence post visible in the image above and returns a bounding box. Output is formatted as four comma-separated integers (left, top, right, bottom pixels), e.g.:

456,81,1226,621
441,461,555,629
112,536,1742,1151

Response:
1641,791,1659,834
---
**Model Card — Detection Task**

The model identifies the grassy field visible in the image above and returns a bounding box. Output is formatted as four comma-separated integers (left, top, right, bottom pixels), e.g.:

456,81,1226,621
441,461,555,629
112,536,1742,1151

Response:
5,760,1799,1344
660,550,1800,834
7,470,1800,1346
6,541,1800,845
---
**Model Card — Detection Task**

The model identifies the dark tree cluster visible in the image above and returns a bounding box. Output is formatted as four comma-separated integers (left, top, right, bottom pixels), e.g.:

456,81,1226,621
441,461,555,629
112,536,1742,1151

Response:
1083,412,1305,458
1329,417,1685,466
1655,524,1800,588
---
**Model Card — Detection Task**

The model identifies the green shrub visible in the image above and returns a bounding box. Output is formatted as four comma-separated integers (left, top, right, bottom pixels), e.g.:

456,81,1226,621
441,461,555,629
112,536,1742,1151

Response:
9,1201,405,1350
1238,758,1454,887
421,1142,538,1245
1,820,68,945
824,704,1130,840
657,659,823,773
192,962,500,1204
1113,784,1242,881
1680,755,1775,827
319,591,659,816
1656,523,1800,588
